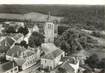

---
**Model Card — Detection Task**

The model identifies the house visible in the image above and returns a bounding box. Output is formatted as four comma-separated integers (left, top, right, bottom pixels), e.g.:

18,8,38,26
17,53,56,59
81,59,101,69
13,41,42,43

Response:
19,63,40,73
0,24,4,34
9,33,24,49
32,25,39,32
10,33,24,43
6,45,41,70
0,61,18,73
60,57,80,73
0,36,15,53
40,43,65,70
72,50,90,65
60,61,74,73
4,21,24,27
21,47,41,70
68,57,80,73
23,28,32,44
6,45,26,61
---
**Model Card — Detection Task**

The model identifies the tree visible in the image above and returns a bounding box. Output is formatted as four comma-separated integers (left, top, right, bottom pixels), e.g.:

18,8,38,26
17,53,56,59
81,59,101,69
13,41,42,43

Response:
28,32,44,48
83,69,93,73
85,54,99,69
20,40,28,48
5,26,16,33
17,26,29,36
58,67,67,73
99,69,105,73
0,53,8,64
15,40,28,48
98,58,105,69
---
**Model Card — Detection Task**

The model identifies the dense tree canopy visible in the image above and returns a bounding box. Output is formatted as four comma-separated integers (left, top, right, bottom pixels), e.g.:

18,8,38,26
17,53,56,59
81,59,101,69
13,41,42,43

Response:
17,26,29,36
28,31,44,48
98,58,105,69
15,40,28,48
0,53,8,64
5,26,16,33
85,54,99,69
58,67,67,73
83,69,93,73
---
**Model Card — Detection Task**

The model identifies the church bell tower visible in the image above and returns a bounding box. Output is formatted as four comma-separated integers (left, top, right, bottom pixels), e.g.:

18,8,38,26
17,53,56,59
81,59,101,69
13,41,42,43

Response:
44,12,55,43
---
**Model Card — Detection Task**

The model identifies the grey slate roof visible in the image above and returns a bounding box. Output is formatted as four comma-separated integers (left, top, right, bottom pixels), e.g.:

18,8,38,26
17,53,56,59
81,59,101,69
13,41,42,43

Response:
41,43,59,55
6,45,26,58
61,61,74,73
42,49,64,60
10,33,23,41
0,37,15,53
15,58,26,66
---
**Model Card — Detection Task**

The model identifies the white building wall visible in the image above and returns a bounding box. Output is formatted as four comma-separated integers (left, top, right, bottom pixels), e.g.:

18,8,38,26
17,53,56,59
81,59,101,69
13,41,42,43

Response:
6,55,18,61
54,52,65,67
22,53,40,70
41,52,65,70
41,58,54,69
32,25,39,32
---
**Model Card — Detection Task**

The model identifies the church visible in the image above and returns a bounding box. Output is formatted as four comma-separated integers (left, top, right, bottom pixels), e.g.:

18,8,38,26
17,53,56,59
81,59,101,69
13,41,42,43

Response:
40,12,65,71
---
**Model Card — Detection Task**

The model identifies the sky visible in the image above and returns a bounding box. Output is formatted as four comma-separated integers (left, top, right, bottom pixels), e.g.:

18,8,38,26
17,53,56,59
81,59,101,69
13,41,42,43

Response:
0,0,105,5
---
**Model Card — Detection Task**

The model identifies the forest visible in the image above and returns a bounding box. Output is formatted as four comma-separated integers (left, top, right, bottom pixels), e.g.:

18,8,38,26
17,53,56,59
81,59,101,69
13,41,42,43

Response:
0,5,104,30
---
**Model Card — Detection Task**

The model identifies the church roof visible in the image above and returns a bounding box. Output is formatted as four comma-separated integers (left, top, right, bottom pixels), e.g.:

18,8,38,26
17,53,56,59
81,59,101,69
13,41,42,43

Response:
42,49,64,60
41,43,59,55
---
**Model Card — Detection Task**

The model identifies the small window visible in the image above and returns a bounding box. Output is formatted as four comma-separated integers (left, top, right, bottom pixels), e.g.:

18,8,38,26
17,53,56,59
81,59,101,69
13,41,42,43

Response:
48,24,53,29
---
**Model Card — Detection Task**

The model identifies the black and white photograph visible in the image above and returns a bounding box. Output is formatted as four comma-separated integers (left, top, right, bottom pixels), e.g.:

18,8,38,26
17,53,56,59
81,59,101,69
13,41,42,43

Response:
0,0,105,73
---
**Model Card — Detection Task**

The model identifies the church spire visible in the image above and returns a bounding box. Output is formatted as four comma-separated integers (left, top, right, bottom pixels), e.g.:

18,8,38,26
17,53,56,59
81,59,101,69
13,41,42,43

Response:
47,11,51,21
